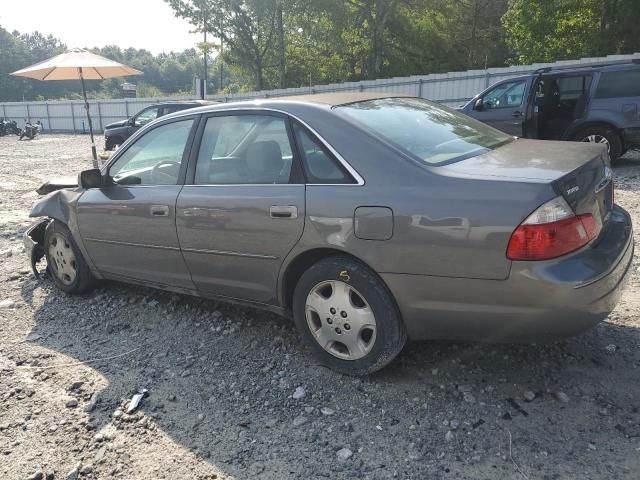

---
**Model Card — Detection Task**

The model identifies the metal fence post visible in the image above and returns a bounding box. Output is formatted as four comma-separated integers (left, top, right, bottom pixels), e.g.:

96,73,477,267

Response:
97,101,103,133
70,102,76,134
125,99,129,117
485,70,491,88
45,102,51,131
1,104,6,120
418,79,424,98
26,103,31,122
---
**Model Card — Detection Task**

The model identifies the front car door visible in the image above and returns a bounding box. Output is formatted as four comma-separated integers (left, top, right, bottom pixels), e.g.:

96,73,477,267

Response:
77,116,198,290
466,79,529,135
176,111,305,304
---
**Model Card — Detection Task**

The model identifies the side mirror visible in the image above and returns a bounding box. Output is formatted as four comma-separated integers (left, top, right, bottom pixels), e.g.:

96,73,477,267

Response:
474,98,484,111
128,117,135,126
78,169,103,189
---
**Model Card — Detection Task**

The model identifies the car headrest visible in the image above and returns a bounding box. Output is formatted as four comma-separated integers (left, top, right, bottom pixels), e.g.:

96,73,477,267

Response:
246,141,284,182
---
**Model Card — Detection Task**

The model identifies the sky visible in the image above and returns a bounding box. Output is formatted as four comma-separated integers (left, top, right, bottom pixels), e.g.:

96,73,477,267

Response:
0,0,203,54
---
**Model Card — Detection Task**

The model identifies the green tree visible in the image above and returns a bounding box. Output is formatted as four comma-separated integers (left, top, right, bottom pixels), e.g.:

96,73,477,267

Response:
502,0,640,64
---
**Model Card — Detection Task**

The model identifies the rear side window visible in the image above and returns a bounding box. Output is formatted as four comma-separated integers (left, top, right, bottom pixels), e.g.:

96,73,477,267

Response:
292,123,354,184
162,105,188,115
595,70,640,98
194,115,294,185
556,75,592,101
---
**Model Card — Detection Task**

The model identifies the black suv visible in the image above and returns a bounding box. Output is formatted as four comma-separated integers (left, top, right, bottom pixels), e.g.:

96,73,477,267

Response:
460,60,640,161
103,100,214,150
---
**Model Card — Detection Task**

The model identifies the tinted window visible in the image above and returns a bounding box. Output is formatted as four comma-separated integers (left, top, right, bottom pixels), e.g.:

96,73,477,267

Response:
293,123,353,184
195,115,294,184
556,75,592,100
595,70,640,98
162,105,188,115
482,80,526,109
134,107,160,126
109,119,193,185
338,98,512,165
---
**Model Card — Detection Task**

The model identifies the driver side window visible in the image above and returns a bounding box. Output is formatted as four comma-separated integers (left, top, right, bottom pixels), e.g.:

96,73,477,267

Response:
134,107,160,127
108,119,193,186
482,80,526,109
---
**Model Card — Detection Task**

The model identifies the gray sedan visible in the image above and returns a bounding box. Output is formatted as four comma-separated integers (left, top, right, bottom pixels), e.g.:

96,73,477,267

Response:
24,93,634,375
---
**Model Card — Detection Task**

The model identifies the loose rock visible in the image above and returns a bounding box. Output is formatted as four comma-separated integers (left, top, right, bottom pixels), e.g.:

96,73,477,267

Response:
336,448,353,461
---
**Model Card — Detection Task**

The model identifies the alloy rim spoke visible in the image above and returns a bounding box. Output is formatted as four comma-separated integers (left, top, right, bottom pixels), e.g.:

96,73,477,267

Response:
306,291,330,315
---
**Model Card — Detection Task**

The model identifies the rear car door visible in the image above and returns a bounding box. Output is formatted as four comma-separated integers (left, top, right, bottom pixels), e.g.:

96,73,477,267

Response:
466,79,529,135
77,116,198,289
176,111,305,304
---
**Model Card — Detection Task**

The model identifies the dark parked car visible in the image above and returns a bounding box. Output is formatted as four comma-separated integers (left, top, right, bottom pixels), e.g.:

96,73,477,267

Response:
25,93,633,375
103,100,213,150
460,60,640,161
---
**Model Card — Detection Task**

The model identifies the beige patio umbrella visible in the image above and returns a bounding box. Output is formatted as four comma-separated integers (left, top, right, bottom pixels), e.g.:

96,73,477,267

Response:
11,49,143,165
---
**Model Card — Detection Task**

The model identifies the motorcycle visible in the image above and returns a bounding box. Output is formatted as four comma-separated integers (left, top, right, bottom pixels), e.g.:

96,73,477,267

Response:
0,119,20,136
19,120,42,140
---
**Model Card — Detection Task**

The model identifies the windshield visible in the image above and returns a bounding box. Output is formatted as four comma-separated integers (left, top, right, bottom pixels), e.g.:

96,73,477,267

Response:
337,97,513,165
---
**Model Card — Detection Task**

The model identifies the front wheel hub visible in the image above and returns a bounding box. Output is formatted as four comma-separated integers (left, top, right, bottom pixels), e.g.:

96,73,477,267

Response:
48,233,77,285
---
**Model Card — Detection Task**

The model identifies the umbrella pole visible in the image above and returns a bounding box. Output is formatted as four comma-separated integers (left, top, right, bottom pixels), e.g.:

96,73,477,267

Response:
78,67,98,167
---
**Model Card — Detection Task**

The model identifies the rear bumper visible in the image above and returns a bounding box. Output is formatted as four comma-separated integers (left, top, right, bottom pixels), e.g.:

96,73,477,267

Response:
383,205,634,341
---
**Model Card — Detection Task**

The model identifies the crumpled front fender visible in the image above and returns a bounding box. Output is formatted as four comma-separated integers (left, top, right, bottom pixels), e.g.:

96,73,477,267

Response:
29,188,82,224
26,187,101,278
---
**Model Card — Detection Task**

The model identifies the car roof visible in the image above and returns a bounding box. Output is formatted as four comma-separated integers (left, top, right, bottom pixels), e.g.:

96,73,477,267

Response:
538,61,640,76
161,92,412,119
150,99,218,107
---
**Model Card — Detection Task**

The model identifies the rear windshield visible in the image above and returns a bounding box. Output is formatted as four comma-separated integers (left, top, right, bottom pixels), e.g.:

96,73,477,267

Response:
336,97,513,165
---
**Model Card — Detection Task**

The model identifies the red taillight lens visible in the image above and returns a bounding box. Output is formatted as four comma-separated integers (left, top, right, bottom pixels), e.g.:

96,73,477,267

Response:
507,196,602,261
507,214,598,260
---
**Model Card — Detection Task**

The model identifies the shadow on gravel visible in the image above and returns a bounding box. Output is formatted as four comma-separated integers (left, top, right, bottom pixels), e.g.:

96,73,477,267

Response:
20,275,640,479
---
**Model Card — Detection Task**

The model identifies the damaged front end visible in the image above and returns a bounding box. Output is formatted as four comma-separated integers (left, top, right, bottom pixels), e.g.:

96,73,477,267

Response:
23,218,50,276
24,176,84,277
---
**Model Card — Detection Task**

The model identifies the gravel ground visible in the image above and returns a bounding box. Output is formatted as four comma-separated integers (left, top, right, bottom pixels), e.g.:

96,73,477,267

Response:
1,134,640,480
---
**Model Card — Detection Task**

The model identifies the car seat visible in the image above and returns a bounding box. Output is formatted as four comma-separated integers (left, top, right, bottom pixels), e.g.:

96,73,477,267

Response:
245,140,286,183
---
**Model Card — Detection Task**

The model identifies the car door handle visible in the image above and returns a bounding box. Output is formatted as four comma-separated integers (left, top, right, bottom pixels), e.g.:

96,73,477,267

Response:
150,205,170,217
270,205,298,219
512,111,522,117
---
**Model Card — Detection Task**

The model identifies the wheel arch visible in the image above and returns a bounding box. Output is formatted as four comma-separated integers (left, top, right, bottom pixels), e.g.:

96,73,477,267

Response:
279,247,387,310
565,120,623,141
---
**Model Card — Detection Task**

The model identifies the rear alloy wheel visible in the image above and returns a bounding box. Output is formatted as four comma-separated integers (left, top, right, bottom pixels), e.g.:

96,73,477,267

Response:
44,220,96,294
574,126,622,163
293,256,406,375
305,280,377,360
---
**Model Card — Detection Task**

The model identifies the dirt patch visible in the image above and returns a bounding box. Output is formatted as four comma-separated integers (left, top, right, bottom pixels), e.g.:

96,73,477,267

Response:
1,134,639,480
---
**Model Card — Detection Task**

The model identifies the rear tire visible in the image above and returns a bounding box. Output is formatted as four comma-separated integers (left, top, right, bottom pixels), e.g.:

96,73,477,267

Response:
573,126,622,163
44,220,96,294
292,255,406,375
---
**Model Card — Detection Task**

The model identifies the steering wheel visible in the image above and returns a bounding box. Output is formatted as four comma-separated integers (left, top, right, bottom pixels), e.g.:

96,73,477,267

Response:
151,160,181,184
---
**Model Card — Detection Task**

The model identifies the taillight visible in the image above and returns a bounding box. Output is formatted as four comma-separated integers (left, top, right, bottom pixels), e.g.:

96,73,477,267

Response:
507,197,600,261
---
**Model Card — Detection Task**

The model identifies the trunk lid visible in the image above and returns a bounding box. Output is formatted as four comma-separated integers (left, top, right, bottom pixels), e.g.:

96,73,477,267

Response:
554,148,613,234
438,137,613,234
438,138,607,182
